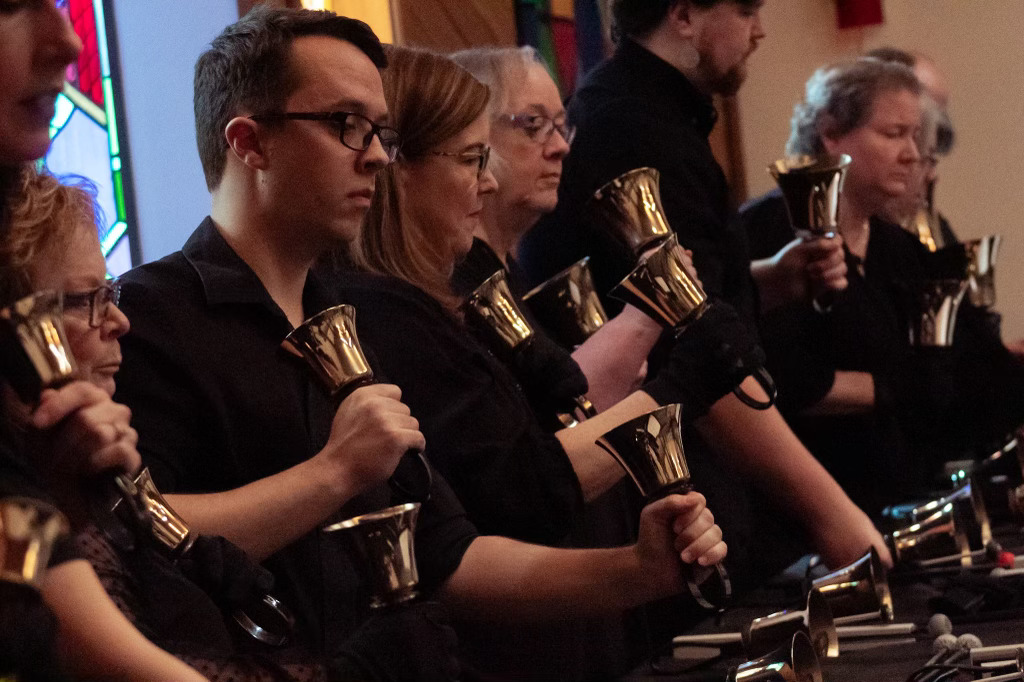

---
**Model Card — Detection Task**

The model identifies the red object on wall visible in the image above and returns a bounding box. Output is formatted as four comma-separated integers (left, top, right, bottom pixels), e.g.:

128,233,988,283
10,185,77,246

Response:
836,0,884,29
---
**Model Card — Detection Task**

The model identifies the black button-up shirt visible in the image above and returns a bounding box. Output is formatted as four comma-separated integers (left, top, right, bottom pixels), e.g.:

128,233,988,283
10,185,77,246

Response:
114,217,477,653
519,38,757,328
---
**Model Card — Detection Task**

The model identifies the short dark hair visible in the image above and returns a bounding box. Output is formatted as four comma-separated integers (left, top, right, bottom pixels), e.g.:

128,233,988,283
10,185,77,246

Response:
611,0,759,40
194,6,386,191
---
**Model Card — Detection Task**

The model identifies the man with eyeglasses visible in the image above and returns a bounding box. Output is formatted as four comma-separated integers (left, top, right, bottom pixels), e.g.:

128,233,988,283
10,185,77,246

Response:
114,7,726,680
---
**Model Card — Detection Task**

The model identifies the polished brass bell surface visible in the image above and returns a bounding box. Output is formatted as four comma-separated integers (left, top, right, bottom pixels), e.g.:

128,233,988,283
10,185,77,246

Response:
744,589,839,661
964,235,1001,309
588,167,673,255
811,547,894,624
910,279,968,347
0,290,78,402
461,269,534,354
522,258,608,348
283,304,374,395
609,234,708,332
886,498,971,565
324,502,420,609
0,497,69,587
595,403,690,498
908,480,992,551
131,468,194,556
727,631,823,682
768,154,850,240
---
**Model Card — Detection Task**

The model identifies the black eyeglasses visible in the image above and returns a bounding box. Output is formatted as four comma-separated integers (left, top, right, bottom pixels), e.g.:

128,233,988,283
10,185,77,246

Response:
63,280,121,328
498,113,576,146
427,146,491,179
251,111,402,163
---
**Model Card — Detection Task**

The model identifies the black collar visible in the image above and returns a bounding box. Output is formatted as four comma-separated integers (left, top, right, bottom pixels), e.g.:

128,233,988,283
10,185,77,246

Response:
182,217,334,325
613,39,719,138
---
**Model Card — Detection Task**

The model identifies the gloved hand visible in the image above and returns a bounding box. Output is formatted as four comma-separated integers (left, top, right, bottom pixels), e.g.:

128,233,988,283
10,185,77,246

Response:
643,301,767,421
509,331,590,420
328,601,459,682
177,534,275,608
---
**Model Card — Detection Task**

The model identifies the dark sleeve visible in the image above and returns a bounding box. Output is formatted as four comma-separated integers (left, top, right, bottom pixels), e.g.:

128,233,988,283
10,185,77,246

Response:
341,280,583,546
413,471,478,595
113,279,216,493
735,194,837,412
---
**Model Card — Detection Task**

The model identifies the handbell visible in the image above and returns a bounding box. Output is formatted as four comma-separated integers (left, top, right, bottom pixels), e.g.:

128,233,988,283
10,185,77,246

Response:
0,497,70,588
964,235,1001,309
595,403,731,609
726,632,823,682
461,269,534,355
324,502,421,609
282,304,373,395
126,468,195,558
886,496,972,566
587,167,673,255
609,233,708,332
907,480,992,551
768,154,851,240
284,305,431,502
810,546,894,624
909,279,968,347
743,589,839,660
0,290,77,402
522,258,609,348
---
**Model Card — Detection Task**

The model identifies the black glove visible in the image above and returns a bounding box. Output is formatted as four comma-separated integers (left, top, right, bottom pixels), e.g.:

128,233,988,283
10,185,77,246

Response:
644,301,767,421
0,581,69,682
176,534,276,609
328,601,459,682
509,331,590,421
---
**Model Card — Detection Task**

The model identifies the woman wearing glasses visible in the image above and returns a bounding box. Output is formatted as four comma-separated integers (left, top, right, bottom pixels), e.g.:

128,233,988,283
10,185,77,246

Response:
336,45,732,679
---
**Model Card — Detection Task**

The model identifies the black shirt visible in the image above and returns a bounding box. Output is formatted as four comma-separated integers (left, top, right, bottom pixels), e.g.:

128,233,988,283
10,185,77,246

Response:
519,38,758,327
332,270,584,546
114,218,477,654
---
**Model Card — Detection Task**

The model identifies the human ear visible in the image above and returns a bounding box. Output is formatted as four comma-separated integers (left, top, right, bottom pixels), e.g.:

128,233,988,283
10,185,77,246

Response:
224,117,269,172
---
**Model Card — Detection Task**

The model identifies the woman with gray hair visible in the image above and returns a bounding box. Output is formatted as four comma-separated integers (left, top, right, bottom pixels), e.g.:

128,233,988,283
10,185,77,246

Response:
736,56,941,515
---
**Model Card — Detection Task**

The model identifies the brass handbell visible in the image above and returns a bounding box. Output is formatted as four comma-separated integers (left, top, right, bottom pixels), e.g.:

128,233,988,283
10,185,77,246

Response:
123,468,195,558
673,589,838,662
907,480,992,551
587,167,673,255
909,279,968,347
461,269,534,354
768,154,851,240
595,403,731,609
886,496,972,565
324,502,421,609
282,304,373,395
810,546,894,624
462,269,597,426
609,233,708,332
726,632,823,682
0,290,77,402
522,258,609,348
744,589,839,660
964,235,1001,309
284,305,432,501
0,497,69,588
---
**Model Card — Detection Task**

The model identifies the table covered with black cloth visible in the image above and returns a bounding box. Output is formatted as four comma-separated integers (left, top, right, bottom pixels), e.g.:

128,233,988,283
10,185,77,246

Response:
114,217,478,656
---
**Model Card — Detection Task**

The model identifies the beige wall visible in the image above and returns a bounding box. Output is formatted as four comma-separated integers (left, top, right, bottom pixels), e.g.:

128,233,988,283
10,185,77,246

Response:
738,0,1024,341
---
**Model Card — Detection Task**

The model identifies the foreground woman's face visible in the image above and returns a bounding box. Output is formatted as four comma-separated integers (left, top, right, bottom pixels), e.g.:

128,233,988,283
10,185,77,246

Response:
399,112,498,265
30,223,129,397
0,0,82,164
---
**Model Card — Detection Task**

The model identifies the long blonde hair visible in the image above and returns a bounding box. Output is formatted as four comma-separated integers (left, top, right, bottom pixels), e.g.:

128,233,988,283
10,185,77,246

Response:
352,45,490,310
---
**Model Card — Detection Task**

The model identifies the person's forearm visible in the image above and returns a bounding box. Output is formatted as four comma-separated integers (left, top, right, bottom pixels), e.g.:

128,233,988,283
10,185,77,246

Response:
440,536,662,621
44,560,208,681
571,307,662,411
750,257,790,314
801,371,874,416
697,376,855,523
166,456,356,561
555,390,658,502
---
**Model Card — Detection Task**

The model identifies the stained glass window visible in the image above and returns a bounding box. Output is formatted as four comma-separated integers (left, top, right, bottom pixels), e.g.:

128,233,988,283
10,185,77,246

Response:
46,0,136,277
